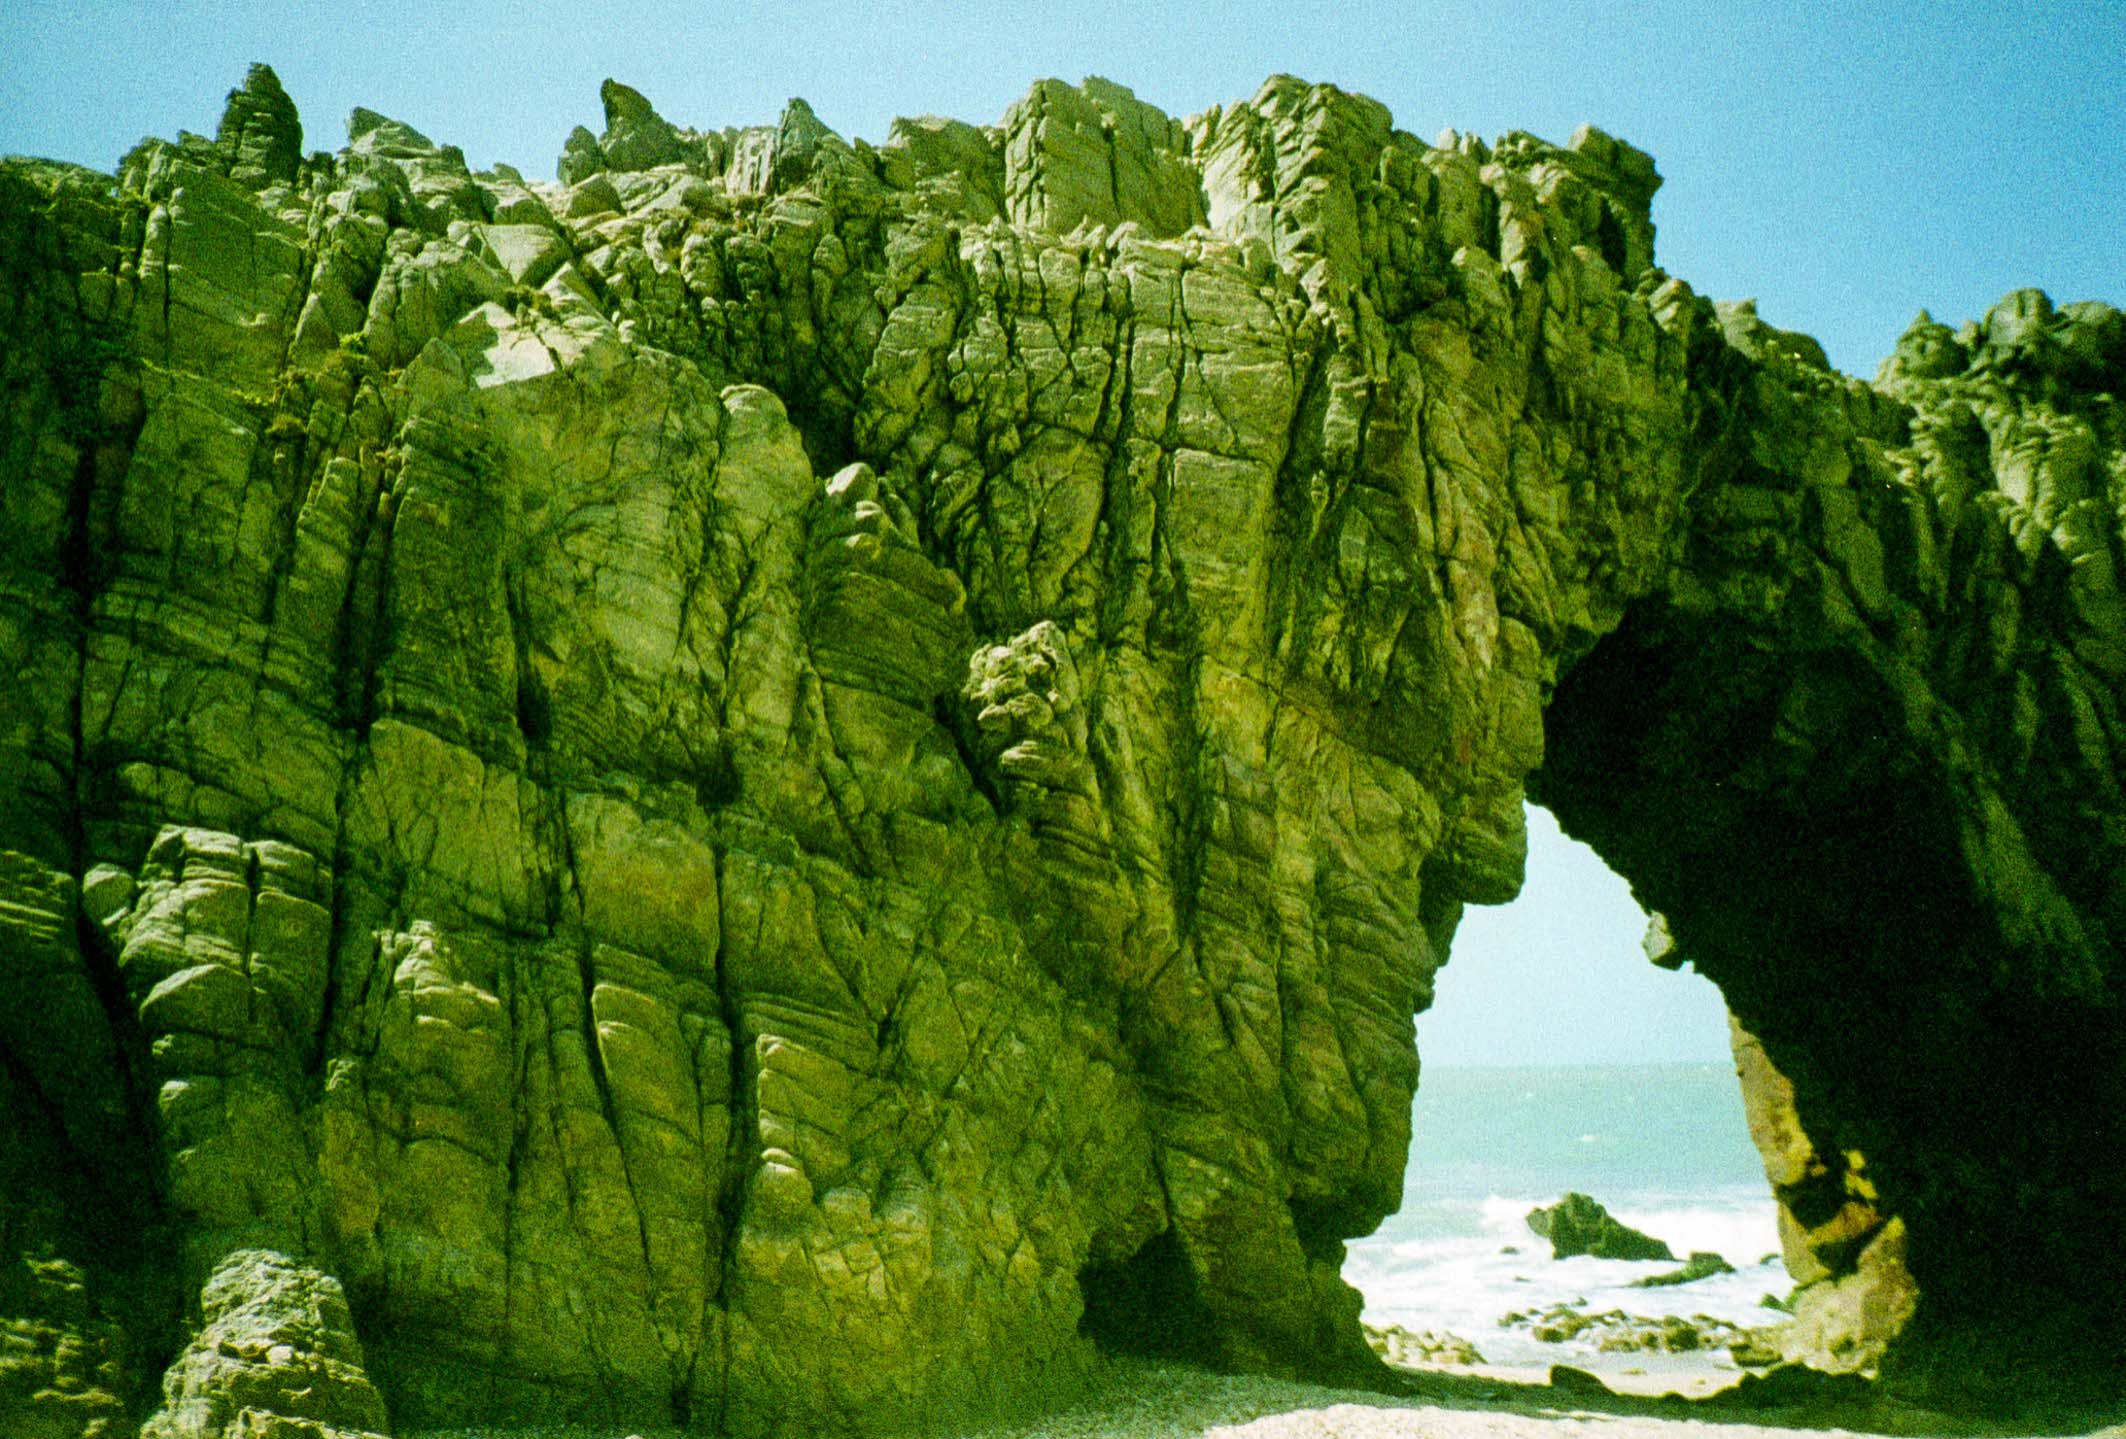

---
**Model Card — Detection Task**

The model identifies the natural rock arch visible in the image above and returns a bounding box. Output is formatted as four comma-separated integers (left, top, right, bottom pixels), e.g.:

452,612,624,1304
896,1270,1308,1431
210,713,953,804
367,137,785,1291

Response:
1536,505,2126,1396
0,63,2120,1438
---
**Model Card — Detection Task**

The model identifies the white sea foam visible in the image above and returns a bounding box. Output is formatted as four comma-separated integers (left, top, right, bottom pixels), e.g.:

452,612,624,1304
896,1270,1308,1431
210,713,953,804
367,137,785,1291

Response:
1346,1188,1789,1370
1347,1063,1794,1372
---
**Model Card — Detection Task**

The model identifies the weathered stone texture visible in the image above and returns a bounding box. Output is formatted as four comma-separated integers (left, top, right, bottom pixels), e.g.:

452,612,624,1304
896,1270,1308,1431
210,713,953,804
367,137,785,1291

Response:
1536,289,2126,1399
0,63,2119,1435
140,1250,387,1439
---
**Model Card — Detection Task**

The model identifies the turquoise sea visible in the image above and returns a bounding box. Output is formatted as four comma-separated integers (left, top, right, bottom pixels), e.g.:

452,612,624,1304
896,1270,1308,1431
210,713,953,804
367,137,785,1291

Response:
1344,1062,1791,1372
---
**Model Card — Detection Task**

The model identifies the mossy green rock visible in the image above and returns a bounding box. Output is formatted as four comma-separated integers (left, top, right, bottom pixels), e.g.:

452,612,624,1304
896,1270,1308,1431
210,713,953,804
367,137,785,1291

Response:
1527,1193,1675,1262
2,61,2122,1437
1630,1251,1736,1288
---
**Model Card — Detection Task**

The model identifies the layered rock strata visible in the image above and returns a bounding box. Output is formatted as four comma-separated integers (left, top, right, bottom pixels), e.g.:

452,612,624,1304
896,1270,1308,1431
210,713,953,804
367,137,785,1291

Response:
0,62,2119,1435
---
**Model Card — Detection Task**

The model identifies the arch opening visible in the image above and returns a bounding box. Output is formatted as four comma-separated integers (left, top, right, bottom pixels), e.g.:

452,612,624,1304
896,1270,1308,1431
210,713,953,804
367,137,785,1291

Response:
1345,802,1789,1387
1523,595,2126,1407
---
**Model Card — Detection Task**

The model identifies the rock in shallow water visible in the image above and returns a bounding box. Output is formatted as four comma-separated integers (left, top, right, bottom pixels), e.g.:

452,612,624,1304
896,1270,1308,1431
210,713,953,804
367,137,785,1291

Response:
1364,1323,1486,1367
1631,1251,1737,1288
1527,1194,1676,1262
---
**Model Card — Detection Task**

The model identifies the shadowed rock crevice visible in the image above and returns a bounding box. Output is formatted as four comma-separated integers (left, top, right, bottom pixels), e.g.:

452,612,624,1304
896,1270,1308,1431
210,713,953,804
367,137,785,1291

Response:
1535,555,2126,1401
0,60,2121,1437
1076,1228,1224,1365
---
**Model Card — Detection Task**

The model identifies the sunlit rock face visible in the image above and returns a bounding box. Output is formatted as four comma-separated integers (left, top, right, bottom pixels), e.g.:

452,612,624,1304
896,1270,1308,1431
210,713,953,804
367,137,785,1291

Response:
1,62,2120,1436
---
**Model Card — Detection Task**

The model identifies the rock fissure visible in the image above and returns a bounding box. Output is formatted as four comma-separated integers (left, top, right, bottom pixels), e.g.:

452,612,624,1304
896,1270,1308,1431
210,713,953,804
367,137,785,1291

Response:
706,845,749,1436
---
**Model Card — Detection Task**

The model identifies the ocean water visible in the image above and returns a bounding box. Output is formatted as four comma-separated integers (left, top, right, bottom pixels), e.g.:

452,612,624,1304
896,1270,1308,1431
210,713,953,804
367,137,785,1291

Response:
1344,1062,1791,1373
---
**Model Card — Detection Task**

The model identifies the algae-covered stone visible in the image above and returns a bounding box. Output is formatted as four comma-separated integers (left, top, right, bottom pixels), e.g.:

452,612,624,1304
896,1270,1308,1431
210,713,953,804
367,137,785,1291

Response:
1630,1251,1737,1287
1527,1193,1676,1261
1365,1323,1485,1367
214,63,302,189
141,1250,388,1439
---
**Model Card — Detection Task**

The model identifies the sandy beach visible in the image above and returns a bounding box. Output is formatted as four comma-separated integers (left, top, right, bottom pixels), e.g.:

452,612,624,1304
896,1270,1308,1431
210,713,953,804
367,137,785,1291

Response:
957,1358,2124,1439
407,1353,2126,1439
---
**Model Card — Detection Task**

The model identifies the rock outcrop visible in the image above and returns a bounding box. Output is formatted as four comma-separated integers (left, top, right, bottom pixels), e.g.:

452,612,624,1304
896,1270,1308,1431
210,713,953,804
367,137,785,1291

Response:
1526,1193,1675,1262
140,1250,387,1439
1363,1323,1483,1367
1540,290,2126,1405
1726,1015,1916,1373
1630,1251,1736,1288
0,62,2120,1436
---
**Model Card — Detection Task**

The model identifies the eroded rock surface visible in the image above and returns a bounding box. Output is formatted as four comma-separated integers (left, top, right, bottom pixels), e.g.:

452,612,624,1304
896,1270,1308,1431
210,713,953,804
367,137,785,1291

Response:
1539,291,2126,1404
1,61,2120,1436
140,1250,387,1439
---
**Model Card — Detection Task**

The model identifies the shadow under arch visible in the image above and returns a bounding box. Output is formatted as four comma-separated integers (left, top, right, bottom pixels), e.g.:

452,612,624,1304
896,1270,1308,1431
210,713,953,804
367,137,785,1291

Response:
1527,592,2126,1409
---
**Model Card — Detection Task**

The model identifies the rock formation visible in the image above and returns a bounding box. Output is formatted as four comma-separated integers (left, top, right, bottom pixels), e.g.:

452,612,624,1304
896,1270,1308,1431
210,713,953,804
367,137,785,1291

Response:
1726,1014,1916,1373
1525,1193,1675,1262
1363,1322,1484,1367
1629,1251,1735,1288
0,61,2119,1436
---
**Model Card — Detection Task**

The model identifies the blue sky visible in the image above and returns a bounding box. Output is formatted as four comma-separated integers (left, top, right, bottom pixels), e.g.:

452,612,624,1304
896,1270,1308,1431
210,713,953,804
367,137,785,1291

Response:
5,1,2120,375
4,1,2113,1063
1419,806,1729,1067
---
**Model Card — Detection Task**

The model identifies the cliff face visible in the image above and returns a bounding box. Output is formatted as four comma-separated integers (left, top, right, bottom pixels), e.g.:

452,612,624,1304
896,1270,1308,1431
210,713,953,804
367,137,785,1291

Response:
0,64,2119,1437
